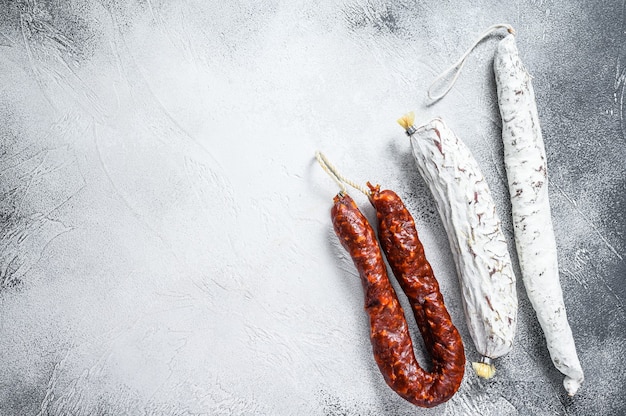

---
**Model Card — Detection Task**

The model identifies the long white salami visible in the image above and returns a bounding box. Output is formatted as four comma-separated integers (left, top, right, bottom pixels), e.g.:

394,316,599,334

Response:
494,33,584,396
398,114,518,378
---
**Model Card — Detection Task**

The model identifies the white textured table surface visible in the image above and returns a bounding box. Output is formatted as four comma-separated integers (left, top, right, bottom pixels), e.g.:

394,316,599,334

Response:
1,1,624,415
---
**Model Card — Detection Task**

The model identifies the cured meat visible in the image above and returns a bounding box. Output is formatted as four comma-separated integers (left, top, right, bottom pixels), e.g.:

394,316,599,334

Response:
331,190,464,407
398,115,518,378
494,33,584,396
368,184,466,399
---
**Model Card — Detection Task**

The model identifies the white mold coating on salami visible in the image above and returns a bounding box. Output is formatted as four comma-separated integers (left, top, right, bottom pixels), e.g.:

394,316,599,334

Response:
409,118,518,361
494,33,584,396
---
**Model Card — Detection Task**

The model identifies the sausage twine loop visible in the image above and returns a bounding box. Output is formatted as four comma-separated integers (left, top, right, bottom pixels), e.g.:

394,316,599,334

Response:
315,151,370,197
427,23,515,102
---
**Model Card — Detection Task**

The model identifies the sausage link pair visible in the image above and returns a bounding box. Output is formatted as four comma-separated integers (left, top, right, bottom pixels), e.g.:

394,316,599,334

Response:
331,187,465,408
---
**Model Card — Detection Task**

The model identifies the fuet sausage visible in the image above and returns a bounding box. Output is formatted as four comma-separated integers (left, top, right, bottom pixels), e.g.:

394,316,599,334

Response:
397,115,518,378
494,32,584,396
318,151,465,407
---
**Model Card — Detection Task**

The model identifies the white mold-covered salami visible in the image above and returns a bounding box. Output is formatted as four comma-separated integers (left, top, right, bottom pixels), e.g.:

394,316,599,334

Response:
398,115,518,378
494,33,584,396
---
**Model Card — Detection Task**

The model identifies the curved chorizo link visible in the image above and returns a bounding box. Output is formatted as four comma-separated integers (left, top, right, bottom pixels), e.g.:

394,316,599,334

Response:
331,191,465,408
368,183,466,405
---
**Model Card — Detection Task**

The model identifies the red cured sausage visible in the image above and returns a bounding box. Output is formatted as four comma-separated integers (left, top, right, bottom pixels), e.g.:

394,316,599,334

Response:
368,183,466,406
331,190,465,408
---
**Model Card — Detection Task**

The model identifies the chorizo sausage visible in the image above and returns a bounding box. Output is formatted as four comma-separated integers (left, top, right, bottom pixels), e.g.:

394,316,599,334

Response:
331,190,464,407
367,183,466,402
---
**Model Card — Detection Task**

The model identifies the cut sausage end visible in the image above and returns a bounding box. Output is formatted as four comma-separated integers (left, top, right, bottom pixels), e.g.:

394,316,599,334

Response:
471,361,496,379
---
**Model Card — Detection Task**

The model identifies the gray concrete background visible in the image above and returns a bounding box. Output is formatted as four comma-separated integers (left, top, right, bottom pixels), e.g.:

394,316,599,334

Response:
0,1,624,415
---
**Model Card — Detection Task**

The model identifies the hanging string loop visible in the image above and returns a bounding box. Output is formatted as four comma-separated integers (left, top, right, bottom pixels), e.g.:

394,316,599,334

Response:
315,151,370,197
427,24,515,102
